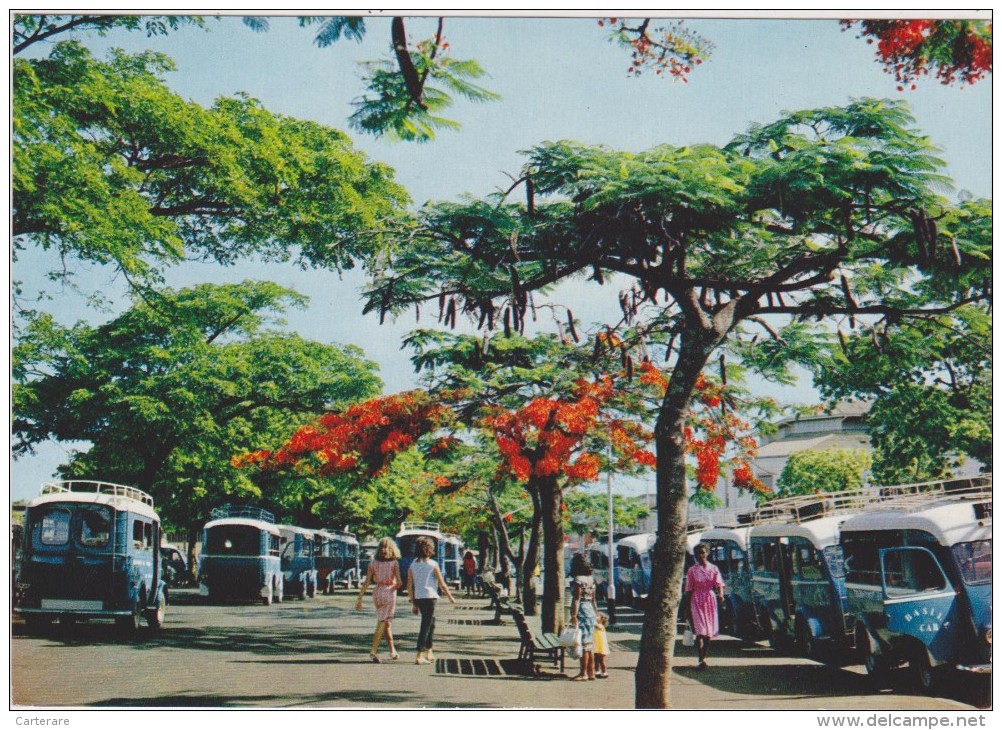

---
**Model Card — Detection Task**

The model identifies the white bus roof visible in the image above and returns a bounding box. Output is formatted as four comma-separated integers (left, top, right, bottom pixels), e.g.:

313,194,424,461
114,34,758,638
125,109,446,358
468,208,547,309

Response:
29,481,159,522
686,533,702,552
203,517,282,536
278,524,318,539
840,501,991,547
701,525,753,551
617,533,656,552
750,514,851,548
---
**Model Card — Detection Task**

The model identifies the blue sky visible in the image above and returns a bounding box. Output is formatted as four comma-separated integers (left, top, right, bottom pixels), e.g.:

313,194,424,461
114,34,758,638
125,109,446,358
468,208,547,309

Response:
11,13,993,502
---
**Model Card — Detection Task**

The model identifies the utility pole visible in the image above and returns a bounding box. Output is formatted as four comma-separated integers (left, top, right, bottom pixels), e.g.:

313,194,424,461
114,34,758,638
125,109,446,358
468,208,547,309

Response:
606,440,617,626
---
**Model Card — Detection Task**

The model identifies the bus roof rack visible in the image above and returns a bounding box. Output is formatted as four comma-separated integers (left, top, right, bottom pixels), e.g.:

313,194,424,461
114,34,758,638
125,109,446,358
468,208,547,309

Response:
210,504,275,523
399,521,440,533
737,473,992,526
41,480,154,508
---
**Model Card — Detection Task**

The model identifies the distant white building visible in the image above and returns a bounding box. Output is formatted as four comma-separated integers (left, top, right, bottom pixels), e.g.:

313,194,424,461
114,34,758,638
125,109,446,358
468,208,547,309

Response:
633,402,874,532
752,401,872,493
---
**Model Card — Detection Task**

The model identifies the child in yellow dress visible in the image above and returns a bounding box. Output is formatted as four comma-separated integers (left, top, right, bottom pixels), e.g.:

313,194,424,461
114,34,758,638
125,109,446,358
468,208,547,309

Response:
594,613,610,678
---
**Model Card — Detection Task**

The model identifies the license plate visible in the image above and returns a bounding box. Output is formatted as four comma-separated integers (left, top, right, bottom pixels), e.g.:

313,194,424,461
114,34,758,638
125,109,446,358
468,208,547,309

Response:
40,599,103,611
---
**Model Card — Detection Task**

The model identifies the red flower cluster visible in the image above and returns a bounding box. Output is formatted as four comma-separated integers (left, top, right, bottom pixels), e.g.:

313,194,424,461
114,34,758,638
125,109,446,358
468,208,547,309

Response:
843,19,992,87
486,376,654,485
232,391,450,478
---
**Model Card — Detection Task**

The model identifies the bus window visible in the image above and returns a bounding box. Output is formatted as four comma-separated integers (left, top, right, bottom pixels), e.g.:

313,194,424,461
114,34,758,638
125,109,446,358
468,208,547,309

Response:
952,540,992,584
79,507,111,547
133,520,153,550
883,550,947,594
792,541,823,580
752,541,780,573
38,507,71,546
843,536,880,586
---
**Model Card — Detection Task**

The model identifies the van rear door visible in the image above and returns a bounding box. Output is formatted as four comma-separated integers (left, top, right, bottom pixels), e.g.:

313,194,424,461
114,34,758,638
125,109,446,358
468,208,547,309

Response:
879,546,958,666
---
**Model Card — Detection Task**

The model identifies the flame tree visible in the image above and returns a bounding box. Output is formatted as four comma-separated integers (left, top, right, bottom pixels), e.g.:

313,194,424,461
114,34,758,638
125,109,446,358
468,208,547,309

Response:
404,330,658,629
350,99,991,706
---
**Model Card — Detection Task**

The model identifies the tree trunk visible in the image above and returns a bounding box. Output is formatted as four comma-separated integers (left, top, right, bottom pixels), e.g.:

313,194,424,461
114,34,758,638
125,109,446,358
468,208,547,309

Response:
634,330,718,708
537,474,565,634
488,489,518,594
520,492,543,615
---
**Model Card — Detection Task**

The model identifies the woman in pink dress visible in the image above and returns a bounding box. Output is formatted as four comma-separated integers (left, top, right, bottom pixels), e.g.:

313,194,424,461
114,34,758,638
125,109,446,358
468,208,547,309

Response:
685,543,725,669
355,537,403,662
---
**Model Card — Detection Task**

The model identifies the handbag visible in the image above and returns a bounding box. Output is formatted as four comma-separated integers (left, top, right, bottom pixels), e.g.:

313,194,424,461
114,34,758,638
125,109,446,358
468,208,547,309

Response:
683,624,695,647
558,625,582,649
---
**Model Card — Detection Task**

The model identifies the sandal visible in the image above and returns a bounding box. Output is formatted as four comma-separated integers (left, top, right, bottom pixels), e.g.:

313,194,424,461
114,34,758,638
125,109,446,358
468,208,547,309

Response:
370,654,381,663
389,652,400,660
570,675,587,682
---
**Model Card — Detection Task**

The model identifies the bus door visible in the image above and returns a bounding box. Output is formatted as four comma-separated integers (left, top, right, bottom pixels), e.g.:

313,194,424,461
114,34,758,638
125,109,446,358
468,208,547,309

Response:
879,546,957,666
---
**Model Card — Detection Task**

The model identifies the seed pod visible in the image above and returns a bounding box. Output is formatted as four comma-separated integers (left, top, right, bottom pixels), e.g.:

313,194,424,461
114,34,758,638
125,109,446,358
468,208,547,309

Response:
951,237,962,269
567,309,579,343
626,355,634,381
438,291,446,322
503,307,512,337
446,298,457,329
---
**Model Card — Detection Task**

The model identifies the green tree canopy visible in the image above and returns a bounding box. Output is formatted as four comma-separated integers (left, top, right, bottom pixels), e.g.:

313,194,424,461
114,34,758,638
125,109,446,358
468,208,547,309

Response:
346,98,991,706
13,41,408,288
12,281,383,533
776,447,873,497
812,302,991,483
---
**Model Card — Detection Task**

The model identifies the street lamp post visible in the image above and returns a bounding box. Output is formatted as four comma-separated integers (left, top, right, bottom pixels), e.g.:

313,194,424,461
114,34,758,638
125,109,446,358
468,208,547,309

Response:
606,443,616,626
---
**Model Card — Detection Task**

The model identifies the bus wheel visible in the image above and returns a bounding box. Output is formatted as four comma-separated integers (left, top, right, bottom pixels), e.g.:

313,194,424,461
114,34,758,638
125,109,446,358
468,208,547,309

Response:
146,592,166,630
298,581,307,600
795,618,815,659
262,581,273,606
909,650,935,694
856,625,887,683
116,603,141,633
307,579,317,599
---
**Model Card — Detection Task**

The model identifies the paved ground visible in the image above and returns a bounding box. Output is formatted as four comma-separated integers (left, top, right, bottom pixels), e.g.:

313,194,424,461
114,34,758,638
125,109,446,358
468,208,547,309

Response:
13,588,990,711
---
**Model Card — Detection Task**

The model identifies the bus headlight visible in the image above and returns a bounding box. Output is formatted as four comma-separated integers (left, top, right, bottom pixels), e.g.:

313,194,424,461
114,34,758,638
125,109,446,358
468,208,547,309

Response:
983,624,992,645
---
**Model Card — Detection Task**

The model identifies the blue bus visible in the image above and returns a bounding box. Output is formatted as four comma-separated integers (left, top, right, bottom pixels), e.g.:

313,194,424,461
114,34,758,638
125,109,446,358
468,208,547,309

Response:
701,524,762,639
840,476,992,692
396,522,463,588
615,533,654,605
279,524,320,599
318,529,361,593
16,481,167,633
749,513,852,658
198,505,283,605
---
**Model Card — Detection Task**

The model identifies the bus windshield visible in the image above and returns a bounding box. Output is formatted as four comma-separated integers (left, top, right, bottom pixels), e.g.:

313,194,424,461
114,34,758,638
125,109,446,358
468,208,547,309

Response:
952,540,992,584
398,535,434,559
206,525,262,556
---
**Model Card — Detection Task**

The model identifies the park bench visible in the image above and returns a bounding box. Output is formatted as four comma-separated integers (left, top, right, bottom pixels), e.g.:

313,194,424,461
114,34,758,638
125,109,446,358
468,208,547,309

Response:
481,573,521,623
512,609,565,673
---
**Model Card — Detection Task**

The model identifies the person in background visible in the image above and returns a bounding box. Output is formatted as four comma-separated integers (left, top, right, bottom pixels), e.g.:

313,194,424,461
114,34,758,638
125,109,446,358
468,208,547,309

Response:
462,550,478,597
593,612,610,678
407,536,457,665
568,552,598,681
355,537,403,662
685,542,725,669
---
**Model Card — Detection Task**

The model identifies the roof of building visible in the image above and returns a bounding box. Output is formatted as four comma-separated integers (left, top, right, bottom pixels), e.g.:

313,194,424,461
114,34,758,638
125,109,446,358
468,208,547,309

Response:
755,432,871,460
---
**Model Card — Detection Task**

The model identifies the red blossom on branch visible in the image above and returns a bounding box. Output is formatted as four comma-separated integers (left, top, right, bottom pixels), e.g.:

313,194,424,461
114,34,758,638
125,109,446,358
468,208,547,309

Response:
842,19,992,88
485,375,654,485
232,390,451,478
